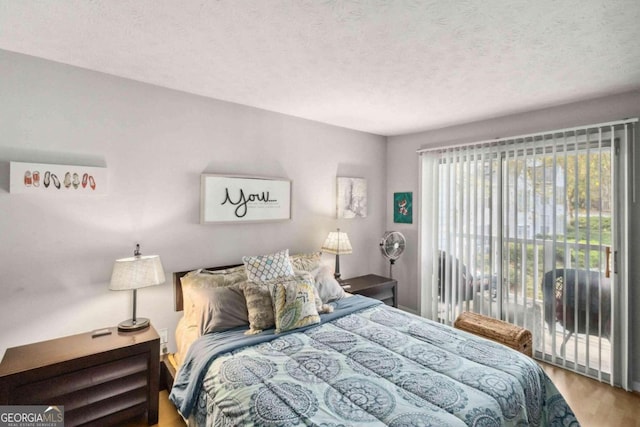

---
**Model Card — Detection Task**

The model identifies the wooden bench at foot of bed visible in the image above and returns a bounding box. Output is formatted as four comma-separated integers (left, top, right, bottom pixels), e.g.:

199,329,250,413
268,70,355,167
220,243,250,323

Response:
454,311,532,357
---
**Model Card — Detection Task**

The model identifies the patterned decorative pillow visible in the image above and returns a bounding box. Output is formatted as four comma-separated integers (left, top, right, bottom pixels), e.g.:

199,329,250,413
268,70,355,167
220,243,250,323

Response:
239,282,275,335
180,267,248,328
243,249,295,283
270,278,321,333
290,251,322,272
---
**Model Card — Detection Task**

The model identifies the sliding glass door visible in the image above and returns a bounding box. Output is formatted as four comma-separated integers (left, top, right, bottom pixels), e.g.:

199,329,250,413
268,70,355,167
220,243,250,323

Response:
419,120,635,387
501,138,613,380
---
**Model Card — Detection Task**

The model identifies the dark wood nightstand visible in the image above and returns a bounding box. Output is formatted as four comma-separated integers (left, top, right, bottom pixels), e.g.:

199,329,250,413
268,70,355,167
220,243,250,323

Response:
0,326,160,426
160,353,177,391
343,274,397,307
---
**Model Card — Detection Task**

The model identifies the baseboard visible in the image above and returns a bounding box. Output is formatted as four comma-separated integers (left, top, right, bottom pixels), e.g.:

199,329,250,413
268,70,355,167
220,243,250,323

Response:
633,380,640,392
398,304,418,315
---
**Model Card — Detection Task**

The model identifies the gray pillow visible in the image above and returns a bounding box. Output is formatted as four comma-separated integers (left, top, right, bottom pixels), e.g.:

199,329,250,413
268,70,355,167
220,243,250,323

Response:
180,267,247,328
193,285,249,335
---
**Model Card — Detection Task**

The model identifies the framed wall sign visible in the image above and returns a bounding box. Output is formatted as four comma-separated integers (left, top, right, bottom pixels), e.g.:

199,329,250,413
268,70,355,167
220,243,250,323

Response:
10,161,107,194
201,174,292,224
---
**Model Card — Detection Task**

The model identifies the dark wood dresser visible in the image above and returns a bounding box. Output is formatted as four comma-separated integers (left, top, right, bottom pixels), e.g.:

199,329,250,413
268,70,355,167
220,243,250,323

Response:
344,274,398,307
0,326,160,426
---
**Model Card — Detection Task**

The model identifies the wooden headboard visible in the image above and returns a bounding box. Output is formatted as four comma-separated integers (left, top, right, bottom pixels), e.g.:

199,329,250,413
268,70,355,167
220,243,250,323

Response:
172,264,243,311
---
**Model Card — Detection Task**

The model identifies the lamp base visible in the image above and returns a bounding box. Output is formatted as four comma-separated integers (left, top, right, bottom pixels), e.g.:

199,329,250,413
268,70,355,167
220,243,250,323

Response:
117,317,150,332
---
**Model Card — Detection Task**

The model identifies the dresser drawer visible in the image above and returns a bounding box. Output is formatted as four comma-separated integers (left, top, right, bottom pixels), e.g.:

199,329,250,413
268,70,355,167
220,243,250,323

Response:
65,387,148,427
12,353,149,404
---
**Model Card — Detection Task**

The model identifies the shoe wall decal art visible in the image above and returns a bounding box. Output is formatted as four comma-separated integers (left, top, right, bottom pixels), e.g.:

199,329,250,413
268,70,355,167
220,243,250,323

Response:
9,162,107,194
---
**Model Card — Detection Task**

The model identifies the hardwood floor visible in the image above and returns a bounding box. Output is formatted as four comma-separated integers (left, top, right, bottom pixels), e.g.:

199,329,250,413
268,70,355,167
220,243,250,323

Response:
129,366,640,427
540,363,640,427
125,390,186,427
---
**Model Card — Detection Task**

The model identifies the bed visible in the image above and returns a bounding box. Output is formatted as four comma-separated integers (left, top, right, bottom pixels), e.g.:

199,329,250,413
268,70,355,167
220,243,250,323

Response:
167,250,579,426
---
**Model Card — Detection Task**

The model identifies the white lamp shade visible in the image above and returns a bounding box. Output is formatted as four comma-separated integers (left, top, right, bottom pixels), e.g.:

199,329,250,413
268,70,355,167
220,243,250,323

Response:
109,255,166,291
321,231,353,255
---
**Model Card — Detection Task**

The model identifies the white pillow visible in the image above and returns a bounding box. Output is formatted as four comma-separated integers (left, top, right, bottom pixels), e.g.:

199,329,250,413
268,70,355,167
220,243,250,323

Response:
314,264,346,302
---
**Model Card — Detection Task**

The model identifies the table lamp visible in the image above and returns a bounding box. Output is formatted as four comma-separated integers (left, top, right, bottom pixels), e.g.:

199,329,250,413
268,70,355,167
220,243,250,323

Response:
109,244,165,331
321,228,352,282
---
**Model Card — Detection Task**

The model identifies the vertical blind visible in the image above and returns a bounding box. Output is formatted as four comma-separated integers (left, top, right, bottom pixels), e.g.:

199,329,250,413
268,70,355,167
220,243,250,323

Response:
418,119,636,389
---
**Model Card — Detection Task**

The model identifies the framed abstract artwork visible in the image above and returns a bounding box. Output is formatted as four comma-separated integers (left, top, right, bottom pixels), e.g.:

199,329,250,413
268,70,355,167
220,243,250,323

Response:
201,174,291,224
337,177,367,218
393,192,412,223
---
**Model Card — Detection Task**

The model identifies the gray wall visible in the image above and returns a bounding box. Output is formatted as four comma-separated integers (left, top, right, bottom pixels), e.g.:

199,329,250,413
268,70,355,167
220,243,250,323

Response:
386,90,640,387
0,50,387,356
2,47,638,388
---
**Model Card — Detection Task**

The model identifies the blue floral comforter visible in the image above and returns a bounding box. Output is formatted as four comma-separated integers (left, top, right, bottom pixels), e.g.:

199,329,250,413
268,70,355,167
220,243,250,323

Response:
170,295,578,426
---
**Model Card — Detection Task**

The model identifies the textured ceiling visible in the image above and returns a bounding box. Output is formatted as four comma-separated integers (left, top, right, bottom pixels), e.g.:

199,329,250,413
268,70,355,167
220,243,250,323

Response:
1,1,640,136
